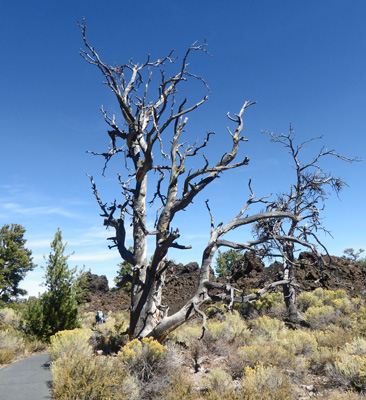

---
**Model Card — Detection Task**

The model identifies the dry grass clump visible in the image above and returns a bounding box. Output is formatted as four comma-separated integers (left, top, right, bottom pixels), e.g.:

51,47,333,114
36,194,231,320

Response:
0,307,22,328
24,338,48,354
0,329,25,364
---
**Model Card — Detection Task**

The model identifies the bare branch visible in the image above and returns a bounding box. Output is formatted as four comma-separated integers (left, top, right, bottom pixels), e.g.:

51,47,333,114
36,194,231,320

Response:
192,302,207,340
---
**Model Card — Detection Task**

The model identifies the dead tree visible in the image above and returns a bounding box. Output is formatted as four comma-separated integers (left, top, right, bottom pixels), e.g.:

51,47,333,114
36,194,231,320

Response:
80,22,327,341
253,127,357,324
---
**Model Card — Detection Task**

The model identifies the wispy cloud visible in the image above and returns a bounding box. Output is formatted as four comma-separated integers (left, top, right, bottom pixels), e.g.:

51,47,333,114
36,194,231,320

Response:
27,239,52,248
69,250,121,262
0,202,77,218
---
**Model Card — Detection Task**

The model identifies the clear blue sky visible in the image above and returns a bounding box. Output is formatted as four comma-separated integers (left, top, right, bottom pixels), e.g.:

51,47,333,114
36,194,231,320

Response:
1,1,365,297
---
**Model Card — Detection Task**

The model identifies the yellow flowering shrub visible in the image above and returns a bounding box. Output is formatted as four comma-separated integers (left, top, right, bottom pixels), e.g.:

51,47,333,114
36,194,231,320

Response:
313,287,326,299
343,337,366,356
51,353,138,400
119,337,167,360
239,343,297,370
253,292,283,311
170,311,251,346
332,298,353,315
241,363,293,400
304,305,339,329
310,347,340,373
49,328,93,360
323,289,348,303
326,353,366,390
169,322,203,345
249,315,286,340
315,326,354,349
297,291,323,311
205,311,251,345
279,329,317,356
118,337,168,382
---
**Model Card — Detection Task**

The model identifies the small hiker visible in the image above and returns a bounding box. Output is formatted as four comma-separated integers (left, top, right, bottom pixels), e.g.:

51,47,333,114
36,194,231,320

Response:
95,310,104,325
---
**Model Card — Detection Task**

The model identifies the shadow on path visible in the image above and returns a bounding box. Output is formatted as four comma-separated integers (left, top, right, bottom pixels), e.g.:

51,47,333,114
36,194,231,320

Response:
0,354,51,400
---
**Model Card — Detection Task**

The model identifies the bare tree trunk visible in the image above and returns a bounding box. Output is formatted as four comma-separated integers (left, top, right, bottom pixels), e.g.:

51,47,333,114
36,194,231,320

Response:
282,260,298,322
80,23,356,341
282,243,307,326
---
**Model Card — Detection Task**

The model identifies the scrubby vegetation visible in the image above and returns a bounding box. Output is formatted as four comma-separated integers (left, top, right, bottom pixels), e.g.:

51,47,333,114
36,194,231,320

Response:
5,288,366,398
2,288,366,398
0,305,47,366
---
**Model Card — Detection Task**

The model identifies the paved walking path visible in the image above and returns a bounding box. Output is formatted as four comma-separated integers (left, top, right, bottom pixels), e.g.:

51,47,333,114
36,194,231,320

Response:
0,354,52,400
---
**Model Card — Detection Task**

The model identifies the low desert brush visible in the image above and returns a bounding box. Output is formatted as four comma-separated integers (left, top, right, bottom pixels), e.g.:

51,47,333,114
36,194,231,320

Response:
0,329,24,364
309,346,340,373
326,352,366,390
0,307,21,328
51,353,138,400
314,325,355,349
319,390,366,399
205,311,252,346
203,367,233,394
253,292,283,312
343,337,366,356
297,291,324,312
305,305,341,329
240,362,293,400
49,328,93,360
119,337,168,381
239,343,296,371
249,315,287,340
279,329,318,357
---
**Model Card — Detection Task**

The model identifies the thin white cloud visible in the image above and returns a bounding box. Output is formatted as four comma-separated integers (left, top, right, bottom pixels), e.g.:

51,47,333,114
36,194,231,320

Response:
69,250,121,262
0,201,77,218
26,239,53,248
67,225,134,247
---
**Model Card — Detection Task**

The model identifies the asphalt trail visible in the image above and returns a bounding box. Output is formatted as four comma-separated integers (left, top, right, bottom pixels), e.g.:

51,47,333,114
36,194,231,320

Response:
0,354,51,400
